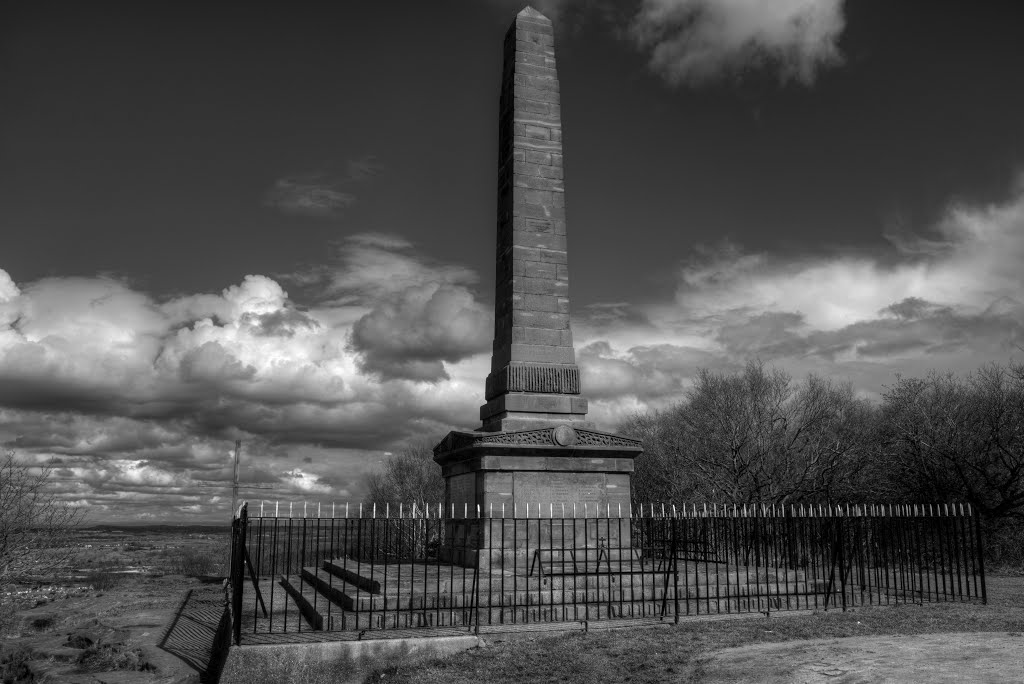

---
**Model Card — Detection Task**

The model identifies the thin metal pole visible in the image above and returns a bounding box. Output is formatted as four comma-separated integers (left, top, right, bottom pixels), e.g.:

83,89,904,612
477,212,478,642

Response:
973,508,987,604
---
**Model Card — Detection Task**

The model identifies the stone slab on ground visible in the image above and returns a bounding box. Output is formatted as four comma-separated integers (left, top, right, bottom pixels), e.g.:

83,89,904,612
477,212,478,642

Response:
219,634,484,684
698,631,1024,684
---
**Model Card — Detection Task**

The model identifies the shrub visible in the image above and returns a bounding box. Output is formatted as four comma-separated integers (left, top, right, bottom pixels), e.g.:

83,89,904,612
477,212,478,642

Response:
985,518,1024,574
0,647,35,683
82,571,126,592
77,640,153,672
26,616,53,632
0,451,82,585
168,545,226,577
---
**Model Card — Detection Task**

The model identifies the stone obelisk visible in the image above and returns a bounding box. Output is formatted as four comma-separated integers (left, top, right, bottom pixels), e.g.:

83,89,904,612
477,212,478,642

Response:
480,5,588,433
433,8,641,553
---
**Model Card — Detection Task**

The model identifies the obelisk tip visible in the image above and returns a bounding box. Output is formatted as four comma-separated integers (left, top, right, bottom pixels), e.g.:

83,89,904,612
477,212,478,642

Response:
518,6,550,22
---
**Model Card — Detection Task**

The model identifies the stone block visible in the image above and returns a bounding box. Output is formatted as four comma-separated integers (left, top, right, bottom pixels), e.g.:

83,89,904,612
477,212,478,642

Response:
551,153,563,167
510,243,567,264
481,414,594,433
538,164,564,180
511,326,570,346
515,52,557,69
511,276,567,296
514,98,560,117
483,470,514,491
512,229,567,251
509,218,567,238
514,161,563,179
512,310,570,329
514,132,562,149
556,264,569,280
516,29,555,46
516,20,555,37
535,245,568,260
514,84,560,103
509,343,576,364
513,122,553,140
514,174,564,192
514,40,555,58
513,72,559,91
514,62,557,78
513,111,561,128
513,148,553,165
512,292,560,312
491,393,577,415
512,183,557,204
570,396,588,413
512,259,555,279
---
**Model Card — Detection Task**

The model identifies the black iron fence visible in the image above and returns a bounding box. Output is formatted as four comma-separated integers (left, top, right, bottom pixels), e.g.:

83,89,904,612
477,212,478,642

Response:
228,502,986,644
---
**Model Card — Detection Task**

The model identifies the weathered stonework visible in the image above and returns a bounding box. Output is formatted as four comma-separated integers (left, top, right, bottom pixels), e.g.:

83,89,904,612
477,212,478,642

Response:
481,5,586,432
432,8,643,547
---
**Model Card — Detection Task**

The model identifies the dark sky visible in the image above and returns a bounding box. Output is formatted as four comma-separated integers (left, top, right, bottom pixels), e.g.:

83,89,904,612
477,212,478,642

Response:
2,0,1023,521
4,1,1022,304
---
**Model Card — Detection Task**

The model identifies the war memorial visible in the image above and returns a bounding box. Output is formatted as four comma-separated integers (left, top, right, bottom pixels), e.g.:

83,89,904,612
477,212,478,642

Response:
430,5,643,568
225,7,986,646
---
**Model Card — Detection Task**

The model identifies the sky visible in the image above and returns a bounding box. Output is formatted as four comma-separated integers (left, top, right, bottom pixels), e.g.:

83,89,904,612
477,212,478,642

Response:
1,0,1022,523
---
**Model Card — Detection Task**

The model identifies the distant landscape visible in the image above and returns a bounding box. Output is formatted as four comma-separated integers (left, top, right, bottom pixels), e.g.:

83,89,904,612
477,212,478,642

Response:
0,526,229,682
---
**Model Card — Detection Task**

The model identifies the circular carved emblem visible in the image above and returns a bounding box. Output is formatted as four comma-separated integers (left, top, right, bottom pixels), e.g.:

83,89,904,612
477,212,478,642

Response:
552,425,577,446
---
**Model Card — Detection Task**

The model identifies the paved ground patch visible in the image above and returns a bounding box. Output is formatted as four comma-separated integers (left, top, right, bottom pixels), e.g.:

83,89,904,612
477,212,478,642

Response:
698,631,1024,683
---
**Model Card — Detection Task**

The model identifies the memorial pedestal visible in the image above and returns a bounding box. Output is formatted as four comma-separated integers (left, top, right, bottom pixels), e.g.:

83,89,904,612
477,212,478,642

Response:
433,425,642,567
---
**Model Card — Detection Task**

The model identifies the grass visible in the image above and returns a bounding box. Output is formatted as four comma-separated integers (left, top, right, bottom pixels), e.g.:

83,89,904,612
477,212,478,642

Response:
0,647,34,684
81,570,129,592
76,639,154,673
367,575,1024,684
158,543,228,577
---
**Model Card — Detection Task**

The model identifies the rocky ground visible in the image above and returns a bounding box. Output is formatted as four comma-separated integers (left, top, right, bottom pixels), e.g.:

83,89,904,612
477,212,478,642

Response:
0,573,221,683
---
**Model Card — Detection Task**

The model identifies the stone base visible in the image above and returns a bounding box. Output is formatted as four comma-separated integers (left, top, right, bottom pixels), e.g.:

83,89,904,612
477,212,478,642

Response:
432,425,642,567
478,392,590,432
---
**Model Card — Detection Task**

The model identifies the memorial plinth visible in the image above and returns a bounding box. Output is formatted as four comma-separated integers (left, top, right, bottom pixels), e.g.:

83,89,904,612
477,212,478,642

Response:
432,8,643,565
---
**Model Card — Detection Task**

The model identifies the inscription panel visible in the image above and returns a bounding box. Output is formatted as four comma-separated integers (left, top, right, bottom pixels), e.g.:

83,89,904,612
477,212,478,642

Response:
513,471,605,506
448,473,476,517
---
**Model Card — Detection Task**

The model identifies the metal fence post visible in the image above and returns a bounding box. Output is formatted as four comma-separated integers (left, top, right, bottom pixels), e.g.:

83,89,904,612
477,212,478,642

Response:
973,509,987,605
230,501,248,646
672,515,680,624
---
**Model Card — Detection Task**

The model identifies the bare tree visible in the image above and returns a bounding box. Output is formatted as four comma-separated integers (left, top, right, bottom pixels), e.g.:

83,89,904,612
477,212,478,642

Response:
623,361,875,506
682,361,874,504
0,451,82,584
364,441,444,509
877,362,1024,519
618,409,694,504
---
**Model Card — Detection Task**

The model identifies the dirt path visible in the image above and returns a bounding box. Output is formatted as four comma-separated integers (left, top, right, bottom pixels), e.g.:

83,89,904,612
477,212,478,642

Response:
698,632,1024,683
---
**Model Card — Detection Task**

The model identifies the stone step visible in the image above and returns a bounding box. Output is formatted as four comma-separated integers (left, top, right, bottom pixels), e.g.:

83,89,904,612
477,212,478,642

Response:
278,575,323,630
295,573,817,615
300,567,364,610
321,559,381,594
274,577,862,633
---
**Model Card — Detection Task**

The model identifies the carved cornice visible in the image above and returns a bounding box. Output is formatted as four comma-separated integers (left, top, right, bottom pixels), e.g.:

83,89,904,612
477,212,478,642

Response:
434,426,642,456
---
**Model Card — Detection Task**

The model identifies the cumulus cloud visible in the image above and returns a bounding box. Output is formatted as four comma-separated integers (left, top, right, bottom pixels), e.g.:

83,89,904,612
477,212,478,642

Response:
488,1,848,86
4,172,1024,522
0,233,491,520
569,176,1024,424
631,0,846,86
290,234,492,381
